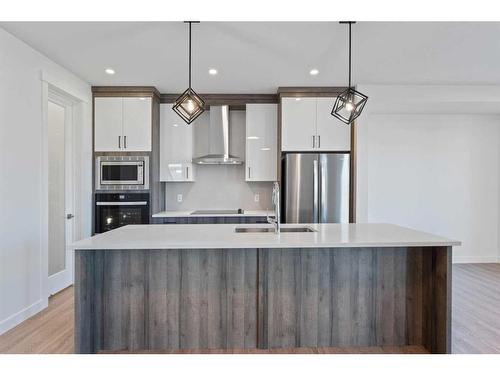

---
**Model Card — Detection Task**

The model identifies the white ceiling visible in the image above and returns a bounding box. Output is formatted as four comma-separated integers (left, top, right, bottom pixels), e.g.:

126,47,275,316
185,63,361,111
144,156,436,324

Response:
2,22,500,93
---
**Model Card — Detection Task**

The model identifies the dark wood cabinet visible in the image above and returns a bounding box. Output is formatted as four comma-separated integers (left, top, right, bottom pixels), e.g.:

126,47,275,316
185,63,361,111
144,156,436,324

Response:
156,216,268,225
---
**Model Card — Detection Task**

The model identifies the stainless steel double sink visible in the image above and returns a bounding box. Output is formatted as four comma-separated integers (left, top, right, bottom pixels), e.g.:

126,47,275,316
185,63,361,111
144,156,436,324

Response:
234,226,316,233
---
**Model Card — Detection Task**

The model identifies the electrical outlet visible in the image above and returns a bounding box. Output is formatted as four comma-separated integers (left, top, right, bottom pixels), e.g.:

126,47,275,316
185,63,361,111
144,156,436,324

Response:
177,194,183,203
254,193,260,203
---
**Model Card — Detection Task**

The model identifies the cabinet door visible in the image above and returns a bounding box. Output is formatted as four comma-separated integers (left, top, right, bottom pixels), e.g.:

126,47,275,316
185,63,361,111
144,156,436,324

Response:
316,97,351,151
160,104,194,162
160,162,195,182
94,97,123,151
122,97,152,151
281,97,317,151
246,104,277,181
160,104,195,182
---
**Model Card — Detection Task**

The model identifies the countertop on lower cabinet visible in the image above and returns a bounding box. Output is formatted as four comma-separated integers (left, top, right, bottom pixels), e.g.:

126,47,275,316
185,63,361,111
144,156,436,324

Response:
71,223,460,250
152,210,270,218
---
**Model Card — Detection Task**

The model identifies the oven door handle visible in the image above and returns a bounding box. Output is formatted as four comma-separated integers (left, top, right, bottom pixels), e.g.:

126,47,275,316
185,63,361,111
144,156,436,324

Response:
96,201,148,206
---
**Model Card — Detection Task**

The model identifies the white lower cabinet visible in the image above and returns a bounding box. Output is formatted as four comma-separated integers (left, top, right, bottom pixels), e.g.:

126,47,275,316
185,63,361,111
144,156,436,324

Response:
160,104,195,182
245,104,277,181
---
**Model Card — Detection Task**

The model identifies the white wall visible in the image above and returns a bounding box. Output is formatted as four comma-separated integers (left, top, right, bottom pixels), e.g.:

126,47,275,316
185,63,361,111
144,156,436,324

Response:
356,85,500,263
0,27,92,334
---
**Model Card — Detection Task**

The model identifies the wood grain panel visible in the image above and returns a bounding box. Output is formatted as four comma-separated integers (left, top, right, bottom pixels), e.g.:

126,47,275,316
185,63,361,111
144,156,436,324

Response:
92,86,161,98
75,246,451,353
74,250,94,354
258,247,451,352
160,93,278,109
75,249,258,353
160,216,268,224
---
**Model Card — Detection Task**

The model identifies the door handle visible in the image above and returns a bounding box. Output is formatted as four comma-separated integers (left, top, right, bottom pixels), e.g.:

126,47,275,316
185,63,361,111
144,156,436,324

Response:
318,135,321,148
66,214,74,220
124,135,127,149
186,166,189,180
118,136,121,149
248,167,251,179
312,135,315,148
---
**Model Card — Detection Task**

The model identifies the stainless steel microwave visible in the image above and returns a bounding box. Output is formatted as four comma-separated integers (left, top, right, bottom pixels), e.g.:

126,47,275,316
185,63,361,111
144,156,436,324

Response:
96,156,149,191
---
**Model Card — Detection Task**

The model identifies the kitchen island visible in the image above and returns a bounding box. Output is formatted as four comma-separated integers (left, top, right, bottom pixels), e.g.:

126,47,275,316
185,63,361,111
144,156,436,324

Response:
71,223,459,354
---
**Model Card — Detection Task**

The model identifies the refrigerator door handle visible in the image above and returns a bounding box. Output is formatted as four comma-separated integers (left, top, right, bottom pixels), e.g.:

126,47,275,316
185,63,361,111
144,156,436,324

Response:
313,158,319,223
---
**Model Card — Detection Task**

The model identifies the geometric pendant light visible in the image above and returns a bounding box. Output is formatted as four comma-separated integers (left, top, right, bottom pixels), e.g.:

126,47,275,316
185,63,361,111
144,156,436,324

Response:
331,21,368,125
172,21,206,124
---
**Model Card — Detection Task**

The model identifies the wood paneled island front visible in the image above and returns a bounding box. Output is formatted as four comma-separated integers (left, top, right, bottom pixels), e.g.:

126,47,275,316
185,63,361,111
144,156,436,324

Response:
71,223,460,354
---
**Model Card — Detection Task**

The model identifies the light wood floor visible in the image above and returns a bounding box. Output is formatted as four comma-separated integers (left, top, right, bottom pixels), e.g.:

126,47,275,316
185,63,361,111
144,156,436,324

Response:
0,264,499,354
452,263,500,353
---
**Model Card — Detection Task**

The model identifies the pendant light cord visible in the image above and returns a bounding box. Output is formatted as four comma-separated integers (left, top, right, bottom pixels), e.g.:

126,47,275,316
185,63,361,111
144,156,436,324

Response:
348,22,351,89
188,21,192,89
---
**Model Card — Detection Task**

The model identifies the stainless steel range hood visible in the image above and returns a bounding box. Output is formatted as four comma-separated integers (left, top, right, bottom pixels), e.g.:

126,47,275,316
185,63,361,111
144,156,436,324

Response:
192,105,243,165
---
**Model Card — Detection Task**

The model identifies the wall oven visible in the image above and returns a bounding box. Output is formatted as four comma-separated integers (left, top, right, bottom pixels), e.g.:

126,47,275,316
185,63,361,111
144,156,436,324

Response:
96,156,149,191
95,192,150,233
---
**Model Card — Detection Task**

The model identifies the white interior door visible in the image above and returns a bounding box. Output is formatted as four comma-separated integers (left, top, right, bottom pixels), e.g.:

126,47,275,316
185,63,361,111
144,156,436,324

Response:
47,93,75,296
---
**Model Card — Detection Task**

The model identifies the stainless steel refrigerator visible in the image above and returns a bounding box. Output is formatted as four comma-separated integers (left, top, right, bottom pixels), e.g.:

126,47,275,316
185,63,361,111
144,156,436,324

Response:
282,153,350,223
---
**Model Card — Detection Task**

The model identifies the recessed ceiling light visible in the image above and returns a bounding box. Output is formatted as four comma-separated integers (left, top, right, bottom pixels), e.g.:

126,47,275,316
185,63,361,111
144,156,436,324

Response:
208,68,218,75
260,147,271,151
309,69,319,76
105,68,115,75
173,123,179,127
295,98,301,101
247,136,259,140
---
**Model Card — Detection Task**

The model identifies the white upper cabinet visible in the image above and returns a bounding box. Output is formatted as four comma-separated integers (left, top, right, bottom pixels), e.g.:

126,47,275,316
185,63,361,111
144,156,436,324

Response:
94,97,152,152
245,104,278,182
122,97,152,151
281,97,317,151
160,104,195,182
281,96,351,152
315,97,351,151
94,97,123,151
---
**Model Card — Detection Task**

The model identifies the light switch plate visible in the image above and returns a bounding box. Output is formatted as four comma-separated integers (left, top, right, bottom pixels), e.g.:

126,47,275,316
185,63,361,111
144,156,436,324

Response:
254,193,260,203
177,194,183,203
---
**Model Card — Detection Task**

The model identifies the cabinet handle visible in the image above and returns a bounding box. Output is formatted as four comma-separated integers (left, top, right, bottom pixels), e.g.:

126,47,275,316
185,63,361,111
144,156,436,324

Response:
318,135,321,148
124,135,127,149
118,136,121,149
312,135,315,148
248,167,251,179
186,166,189,180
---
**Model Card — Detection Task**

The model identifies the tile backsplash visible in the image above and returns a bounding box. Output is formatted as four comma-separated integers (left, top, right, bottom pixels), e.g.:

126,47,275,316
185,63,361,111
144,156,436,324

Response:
165,164,273,211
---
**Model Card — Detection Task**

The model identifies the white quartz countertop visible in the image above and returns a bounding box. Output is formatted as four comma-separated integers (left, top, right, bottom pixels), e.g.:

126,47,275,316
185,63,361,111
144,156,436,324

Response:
71,223,460,250
152,210,270,218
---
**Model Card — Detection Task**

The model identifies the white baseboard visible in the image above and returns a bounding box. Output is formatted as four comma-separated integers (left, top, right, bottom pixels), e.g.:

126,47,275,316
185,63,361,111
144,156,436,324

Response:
453,255,499,264
48,269,72,296
0,299,47,335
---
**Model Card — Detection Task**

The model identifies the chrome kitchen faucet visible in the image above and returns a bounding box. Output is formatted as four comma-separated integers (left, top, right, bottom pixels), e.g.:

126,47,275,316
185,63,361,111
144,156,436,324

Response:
267,182,281,234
